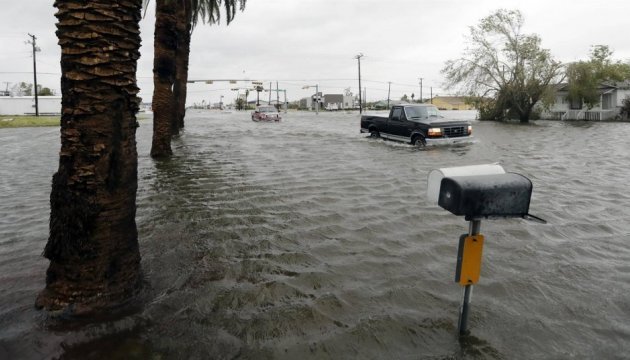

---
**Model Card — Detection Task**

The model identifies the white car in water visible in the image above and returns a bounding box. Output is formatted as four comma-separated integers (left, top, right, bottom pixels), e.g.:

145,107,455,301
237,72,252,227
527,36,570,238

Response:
251,105,281,122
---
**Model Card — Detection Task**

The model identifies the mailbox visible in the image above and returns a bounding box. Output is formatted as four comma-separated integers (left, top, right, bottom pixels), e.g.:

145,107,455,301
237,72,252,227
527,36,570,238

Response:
427,164,505,203
438,173,533,220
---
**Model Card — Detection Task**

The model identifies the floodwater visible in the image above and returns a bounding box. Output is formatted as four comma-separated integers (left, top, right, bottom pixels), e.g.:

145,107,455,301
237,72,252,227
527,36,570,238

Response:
1,110,629,359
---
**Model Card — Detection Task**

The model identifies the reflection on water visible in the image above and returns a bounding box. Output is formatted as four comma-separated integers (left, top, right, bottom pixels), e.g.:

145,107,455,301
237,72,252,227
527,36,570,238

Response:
1,110,630,359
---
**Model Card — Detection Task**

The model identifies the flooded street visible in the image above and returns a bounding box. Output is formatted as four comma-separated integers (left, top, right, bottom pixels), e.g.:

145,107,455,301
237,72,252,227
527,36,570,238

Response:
1,109,630,359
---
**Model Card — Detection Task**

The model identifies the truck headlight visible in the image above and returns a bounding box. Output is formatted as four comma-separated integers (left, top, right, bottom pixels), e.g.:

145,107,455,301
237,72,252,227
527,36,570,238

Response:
428,128,442,137
468,125,472,135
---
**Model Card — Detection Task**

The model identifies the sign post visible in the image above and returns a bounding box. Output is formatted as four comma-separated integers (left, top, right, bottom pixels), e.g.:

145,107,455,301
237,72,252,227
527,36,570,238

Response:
456,219,483,335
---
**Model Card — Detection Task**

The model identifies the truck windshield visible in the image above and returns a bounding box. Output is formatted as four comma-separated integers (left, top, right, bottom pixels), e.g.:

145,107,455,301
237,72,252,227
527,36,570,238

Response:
405,106,440,121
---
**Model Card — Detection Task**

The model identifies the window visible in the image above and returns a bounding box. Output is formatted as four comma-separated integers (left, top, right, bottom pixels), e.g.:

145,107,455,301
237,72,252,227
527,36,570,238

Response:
392,108,402,120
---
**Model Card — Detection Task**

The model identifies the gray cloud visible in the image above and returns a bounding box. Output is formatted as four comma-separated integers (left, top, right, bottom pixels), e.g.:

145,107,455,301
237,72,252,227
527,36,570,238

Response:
2,0,629,106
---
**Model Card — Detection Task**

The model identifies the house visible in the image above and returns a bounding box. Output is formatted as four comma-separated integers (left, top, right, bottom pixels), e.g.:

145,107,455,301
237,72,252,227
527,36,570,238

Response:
299,92,357,111
542,81,630,120
371,100,406,110
427,96,475,110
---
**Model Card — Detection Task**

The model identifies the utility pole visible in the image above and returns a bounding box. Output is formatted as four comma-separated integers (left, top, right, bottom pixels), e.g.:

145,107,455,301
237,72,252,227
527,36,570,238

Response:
268,82,272,105
387,82,391,109
355,53,364,113
430,87,433,104
276,81,279,109
27,33,39,116
418,77,423,104
2,82,10,96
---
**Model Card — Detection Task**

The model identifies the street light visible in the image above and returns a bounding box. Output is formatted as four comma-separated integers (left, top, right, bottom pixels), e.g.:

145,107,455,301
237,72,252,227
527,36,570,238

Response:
302,84,319,114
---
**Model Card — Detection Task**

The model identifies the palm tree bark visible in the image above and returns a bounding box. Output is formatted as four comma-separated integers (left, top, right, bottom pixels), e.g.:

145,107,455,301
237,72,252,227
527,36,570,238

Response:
150,0,177,157
36,0,142,315
173,0,192,134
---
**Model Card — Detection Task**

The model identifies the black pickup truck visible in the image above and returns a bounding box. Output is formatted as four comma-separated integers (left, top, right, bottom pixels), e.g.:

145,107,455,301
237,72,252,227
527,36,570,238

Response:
360,104,472,146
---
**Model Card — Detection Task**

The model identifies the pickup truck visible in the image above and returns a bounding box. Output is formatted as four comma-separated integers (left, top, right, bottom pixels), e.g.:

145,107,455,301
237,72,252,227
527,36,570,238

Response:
360,104,472,146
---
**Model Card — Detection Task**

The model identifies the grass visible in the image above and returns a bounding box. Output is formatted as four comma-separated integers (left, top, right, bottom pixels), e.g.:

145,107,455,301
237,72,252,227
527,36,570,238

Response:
0,115,59,128
0,114,152,128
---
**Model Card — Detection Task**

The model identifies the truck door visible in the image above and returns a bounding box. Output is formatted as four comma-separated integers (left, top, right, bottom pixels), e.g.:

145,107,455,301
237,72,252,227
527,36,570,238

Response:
388,107,408,138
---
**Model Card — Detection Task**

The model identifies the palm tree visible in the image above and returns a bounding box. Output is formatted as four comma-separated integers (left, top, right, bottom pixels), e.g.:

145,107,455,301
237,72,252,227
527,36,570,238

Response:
36,0,143,314
149,0,246,157
172,0,192,135
174,0,246,131
150,0,178,157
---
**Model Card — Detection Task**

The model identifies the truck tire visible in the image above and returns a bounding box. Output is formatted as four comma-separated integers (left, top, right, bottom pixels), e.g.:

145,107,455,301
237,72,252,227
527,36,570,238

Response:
369,128,380,138
412,134,426,147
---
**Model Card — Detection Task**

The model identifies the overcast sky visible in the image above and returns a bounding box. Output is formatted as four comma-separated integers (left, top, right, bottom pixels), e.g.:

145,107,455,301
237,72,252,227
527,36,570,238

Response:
1,0,629,106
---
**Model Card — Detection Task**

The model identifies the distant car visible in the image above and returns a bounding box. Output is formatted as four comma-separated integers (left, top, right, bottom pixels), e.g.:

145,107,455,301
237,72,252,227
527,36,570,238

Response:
251,105,281,122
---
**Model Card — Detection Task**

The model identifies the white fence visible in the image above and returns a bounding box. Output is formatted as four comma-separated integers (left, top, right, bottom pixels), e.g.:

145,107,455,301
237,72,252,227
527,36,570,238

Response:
0,96,61,115
543,109,619,121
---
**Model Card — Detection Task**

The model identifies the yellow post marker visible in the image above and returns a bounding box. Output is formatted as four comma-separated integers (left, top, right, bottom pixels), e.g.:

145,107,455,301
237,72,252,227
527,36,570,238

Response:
455,234,485,286
457,219,481,335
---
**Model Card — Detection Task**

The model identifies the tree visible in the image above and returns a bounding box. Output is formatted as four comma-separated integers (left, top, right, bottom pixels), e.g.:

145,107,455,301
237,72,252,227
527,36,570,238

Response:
39,87,55,96
148,0,247,158
150,0,178,158
566,45,630,109
36,0,142,315
10,82,56,96
401,94,409,102
442,9,564,122
11,82,33,96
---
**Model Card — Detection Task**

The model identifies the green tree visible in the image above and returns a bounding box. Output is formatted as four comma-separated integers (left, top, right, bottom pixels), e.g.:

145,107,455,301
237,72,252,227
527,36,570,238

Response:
442,9,564,122
401,94,409,102
36,0,142,315
39,87,55,96
11,83,55,96
566,45,630,109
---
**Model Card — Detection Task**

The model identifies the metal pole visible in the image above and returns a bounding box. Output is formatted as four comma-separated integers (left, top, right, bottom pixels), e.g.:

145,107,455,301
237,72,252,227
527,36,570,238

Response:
356,53,363,114
430,87,433,104
28,33,39,116
387,82,391,109
315,84,319,115
283,90,287,113
458,219,481,335
268,82,272,105
276,81,279,109
419,78,423,104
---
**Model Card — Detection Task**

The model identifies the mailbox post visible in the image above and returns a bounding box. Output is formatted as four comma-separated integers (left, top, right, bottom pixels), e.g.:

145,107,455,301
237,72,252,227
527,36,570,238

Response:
458,219,481,335
427,165,544,336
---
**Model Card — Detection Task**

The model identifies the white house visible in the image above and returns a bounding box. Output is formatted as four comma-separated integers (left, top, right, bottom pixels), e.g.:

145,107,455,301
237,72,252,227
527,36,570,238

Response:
0,96,61,115
542,81,630,120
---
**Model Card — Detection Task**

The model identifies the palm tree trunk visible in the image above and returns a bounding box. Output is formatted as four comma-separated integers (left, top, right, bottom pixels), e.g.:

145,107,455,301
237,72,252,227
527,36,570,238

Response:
173,0,192,134
36,0,142,315
150,0,177,158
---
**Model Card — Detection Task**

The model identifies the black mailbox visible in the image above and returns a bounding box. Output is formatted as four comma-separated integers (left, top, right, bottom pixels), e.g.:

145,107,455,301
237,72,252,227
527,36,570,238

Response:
438,173,532,220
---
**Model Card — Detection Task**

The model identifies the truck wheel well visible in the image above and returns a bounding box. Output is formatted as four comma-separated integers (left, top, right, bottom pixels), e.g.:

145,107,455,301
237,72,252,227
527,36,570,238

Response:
411,133,426,146
368,126,380,137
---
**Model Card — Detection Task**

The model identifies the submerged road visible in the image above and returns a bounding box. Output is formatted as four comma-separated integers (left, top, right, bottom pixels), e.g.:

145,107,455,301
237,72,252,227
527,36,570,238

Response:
1,109,629,358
